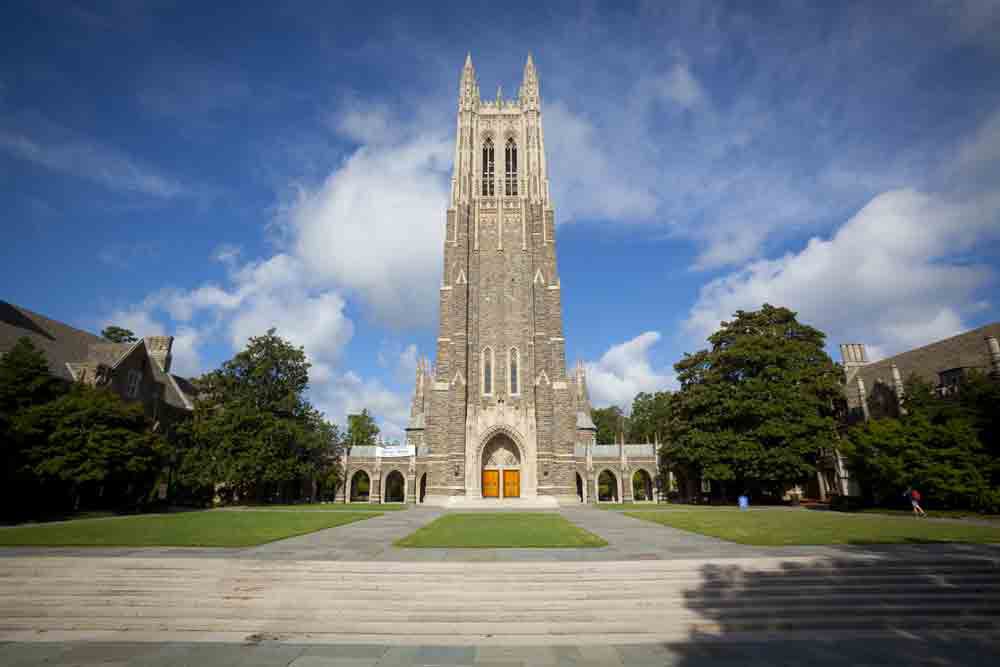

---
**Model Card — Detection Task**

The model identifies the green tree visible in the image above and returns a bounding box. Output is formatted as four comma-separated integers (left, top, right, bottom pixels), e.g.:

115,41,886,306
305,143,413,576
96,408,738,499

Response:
668,304,842,497
591,405,628,444
0,338,67,516
101,326,138,343
347,409,380,450
17,385,166,509
176,329,339,503
841,412,992,510
630,391,673,443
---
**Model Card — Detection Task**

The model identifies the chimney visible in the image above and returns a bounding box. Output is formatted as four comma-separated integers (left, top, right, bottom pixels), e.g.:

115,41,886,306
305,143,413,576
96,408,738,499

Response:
986,336,1000,377
144,336,174,373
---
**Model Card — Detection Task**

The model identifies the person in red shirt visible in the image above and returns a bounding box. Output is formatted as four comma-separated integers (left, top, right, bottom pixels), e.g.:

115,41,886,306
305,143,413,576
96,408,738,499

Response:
907,487,927,517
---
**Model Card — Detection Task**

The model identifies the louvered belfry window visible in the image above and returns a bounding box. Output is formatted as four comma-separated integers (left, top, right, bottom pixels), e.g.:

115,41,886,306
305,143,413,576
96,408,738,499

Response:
505,138,518,196
482,139,495,196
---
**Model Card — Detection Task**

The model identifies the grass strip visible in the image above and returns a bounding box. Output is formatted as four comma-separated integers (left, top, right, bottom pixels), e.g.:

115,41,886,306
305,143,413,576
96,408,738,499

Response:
395,512,608,548
625,508,1000,545
0,510,378,547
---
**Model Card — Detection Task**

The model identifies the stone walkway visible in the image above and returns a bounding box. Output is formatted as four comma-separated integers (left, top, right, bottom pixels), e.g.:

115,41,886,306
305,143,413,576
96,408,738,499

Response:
1,637,997,666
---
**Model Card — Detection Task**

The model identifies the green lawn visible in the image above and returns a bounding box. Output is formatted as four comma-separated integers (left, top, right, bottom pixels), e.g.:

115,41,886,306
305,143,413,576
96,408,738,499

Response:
624,508,1000,545
395,512,608,548
0,510,378,547
597,503,665,510
858,508,1000,521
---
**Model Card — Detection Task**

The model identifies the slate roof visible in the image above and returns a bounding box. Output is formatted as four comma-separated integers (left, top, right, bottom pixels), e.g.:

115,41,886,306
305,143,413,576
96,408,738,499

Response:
0,300,105,381
0,300,196,411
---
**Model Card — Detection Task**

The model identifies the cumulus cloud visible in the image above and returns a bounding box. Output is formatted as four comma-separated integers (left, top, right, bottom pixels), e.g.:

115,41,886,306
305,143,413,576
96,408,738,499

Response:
286,126,451,327
685,188,1000,356
314,371,411,441
585,332,675,408
651,64,706,109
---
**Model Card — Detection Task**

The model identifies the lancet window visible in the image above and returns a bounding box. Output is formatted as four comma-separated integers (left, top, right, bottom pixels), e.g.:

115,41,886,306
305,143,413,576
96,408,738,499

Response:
482,347,494,395
508,347,519,395
504,138,518,196
482,139,495,196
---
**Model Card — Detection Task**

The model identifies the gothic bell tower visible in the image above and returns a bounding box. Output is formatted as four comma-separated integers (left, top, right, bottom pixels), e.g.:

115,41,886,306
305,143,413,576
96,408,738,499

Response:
406,54,596,505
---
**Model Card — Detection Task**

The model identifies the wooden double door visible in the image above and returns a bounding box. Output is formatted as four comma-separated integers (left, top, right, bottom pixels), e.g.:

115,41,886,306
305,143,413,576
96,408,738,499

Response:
482,469,520,498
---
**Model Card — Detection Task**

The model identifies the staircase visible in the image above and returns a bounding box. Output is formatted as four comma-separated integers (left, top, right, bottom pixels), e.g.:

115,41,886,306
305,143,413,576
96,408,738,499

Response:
0,554,997,644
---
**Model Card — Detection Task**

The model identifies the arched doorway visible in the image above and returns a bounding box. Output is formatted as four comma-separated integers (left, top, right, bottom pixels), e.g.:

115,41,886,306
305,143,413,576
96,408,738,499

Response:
481,433,521,498
598,470,618,502
384,470,405,503
349,470,370,502
575,473,584,502
633,469,653,501
419,473,427,503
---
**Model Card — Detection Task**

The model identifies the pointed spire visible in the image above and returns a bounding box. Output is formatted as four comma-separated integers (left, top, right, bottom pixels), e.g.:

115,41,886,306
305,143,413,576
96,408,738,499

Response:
459,53,479,110
496,84,503,105
519,53,539,109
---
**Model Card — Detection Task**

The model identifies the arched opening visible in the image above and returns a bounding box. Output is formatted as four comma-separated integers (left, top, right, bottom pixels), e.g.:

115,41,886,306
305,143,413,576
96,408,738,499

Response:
349,470,370,502
419,473,427,503
598,470,618,503
633,469,653,502
575,473,584,502
481,433,521,498
384,470,405,503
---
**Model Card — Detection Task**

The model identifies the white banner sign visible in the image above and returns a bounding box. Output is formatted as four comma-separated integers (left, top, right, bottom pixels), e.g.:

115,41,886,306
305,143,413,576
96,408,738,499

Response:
378,443,414,458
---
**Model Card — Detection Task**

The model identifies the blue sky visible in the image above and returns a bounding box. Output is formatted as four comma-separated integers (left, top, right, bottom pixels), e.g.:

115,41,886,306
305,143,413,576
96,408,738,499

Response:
3,1,999,438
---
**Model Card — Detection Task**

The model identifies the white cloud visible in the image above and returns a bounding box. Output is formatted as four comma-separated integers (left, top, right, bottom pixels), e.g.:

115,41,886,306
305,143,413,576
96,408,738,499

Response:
0,127,185,198
585,332,675,408
651,64,706,109
544,100,659,222
314,371,411,441
287,128,451,327
685,188,999,356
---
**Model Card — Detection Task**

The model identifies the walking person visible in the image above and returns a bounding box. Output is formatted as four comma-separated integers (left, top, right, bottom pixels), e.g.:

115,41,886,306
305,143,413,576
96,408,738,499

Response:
907,487,927,518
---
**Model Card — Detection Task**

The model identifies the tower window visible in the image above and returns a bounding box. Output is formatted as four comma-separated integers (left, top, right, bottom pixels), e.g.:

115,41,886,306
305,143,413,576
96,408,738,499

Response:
505,138,518,196
509,347,519,395
482,139,494,196
482,347,494,395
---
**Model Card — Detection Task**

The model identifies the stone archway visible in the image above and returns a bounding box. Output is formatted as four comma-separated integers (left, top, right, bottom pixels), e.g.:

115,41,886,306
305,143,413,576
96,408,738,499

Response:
598,470,619,503
419,473,427,503
632,469,653,501
481,433,521,498
575,473,584,502
383,470,405,503
349,470,370,502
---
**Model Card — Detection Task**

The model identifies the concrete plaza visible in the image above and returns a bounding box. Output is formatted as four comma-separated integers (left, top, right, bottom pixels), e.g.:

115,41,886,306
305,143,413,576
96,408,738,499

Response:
1,506,998,665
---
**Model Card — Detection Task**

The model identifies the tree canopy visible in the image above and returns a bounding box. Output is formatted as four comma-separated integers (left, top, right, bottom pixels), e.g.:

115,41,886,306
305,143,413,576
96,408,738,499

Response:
630,391,673,444
176,329,342,503
591,405,628,444
347,409,380,450
842,372,1000,510
101,326,137,343
667,304,842,495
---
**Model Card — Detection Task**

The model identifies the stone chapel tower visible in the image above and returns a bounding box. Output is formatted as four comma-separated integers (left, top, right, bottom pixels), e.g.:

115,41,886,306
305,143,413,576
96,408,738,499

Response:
406,54,596,505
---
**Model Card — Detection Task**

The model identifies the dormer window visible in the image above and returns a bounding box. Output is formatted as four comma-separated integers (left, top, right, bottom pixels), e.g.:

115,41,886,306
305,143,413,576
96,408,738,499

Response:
482,139,495,196
505,138,518,196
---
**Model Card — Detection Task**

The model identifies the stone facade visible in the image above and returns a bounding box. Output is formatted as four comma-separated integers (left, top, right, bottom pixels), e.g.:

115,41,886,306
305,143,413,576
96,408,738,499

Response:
337,56,664,506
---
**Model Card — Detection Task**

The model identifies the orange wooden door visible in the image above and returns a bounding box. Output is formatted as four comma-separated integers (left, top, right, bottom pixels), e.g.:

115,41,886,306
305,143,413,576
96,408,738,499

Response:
482,470,499,497
503,470,520,498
